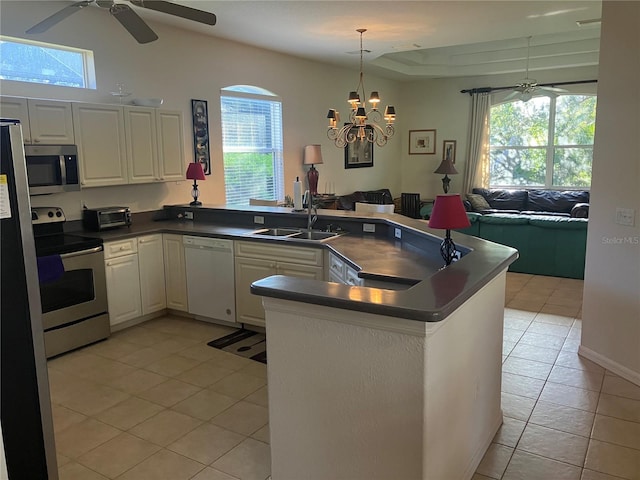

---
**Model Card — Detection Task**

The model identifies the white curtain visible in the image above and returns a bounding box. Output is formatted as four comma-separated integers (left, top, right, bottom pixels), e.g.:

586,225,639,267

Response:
462,92,491,195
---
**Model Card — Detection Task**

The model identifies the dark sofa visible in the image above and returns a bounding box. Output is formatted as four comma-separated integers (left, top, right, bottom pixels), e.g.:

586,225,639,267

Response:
336,189,394,210
457,212,588,279
466,188,590,218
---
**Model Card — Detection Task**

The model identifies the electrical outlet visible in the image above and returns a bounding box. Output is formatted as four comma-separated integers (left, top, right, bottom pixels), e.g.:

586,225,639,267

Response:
184,211,194,220
616,207,635,226
254,215,265,224
394,228,402,239
363,223,376,233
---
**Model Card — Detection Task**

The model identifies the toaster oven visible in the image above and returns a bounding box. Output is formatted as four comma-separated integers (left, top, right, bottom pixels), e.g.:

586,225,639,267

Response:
82,206,131,231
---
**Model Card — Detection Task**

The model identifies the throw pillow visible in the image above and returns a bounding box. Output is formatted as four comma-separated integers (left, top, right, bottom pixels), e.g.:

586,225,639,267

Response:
467,193,491,212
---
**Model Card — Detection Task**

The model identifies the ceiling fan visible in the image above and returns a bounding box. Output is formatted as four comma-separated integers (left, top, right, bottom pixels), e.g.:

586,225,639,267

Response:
504,37,568,102
26,0,217,44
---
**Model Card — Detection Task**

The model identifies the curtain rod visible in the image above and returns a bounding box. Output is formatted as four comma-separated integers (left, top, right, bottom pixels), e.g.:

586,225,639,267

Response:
460,79,598,95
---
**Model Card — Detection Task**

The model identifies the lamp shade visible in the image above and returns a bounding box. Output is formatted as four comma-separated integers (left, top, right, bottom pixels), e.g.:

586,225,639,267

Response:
303,145,323,165
434,158,458,175
186,162,206,180
428,194,471,230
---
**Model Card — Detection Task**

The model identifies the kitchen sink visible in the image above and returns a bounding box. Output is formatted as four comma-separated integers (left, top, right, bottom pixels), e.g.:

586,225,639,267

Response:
250,228,342,242
291,230,341,241
251,227,302,237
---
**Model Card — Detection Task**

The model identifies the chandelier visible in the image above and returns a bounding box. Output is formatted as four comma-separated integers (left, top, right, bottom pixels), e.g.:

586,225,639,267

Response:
327,29,396,148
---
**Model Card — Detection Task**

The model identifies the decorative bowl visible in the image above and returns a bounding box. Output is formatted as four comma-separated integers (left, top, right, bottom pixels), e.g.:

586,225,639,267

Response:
132,98,164,107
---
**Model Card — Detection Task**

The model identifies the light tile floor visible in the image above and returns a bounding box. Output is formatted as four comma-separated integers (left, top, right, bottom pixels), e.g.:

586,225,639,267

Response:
48,272,640,480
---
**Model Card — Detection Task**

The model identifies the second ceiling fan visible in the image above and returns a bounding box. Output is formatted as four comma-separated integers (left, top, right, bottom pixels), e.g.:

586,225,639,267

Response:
26,0,217,44
504,37,568,102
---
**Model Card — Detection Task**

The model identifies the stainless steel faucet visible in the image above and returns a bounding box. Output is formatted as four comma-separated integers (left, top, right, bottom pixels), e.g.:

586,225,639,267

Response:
306,190,317,231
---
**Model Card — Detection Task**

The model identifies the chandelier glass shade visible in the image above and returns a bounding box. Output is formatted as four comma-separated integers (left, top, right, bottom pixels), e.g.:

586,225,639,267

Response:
327,29,396,148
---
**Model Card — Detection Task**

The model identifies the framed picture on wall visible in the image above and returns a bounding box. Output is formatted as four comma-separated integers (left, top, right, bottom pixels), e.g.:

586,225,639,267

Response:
408,129,436,155
191,99,211,175
443,140,457,163
344,126,374,168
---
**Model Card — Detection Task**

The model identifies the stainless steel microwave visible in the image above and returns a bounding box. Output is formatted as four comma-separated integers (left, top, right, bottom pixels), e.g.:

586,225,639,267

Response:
24,144,80,195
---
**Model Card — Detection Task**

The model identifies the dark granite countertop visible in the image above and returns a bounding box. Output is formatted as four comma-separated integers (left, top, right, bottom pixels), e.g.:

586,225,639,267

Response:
69,205,518,322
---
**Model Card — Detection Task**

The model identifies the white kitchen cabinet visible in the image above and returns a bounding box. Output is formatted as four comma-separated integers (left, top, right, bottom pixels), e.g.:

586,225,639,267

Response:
138,234,166,314
124,107,185,183
156,109,185,181
326,251,363,285
0,97,74,144
235,241,324,327
163,234,188,312
124,106,158,183
104,240,143,327
73,103,128,187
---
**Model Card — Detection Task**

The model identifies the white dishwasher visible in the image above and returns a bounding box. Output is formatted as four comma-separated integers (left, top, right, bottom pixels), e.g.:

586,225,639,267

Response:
183,236,237,324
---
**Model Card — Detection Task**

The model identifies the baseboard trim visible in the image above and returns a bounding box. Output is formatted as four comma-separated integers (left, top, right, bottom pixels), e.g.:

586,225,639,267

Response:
579,345,640,387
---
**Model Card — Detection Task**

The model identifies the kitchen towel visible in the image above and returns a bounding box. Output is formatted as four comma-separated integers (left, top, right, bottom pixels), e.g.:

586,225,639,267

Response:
36,255,64,284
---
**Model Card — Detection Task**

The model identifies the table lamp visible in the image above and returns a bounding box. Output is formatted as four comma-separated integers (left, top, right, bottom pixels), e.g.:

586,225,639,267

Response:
303,144,323,196
428,194,470,266
433,156,458,194
186,162,206,206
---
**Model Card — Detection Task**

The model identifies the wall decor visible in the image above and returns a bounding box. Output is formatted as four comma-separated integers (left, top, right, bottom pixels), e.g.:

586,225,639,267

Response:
409,129,436,155
191,99,211,175
443,140,457,163
344,126,374,168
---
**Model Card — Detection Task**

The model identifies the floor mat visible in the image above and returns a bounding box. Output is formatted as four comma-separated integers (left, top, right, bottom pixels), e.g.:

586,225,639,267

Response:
207,329,267,364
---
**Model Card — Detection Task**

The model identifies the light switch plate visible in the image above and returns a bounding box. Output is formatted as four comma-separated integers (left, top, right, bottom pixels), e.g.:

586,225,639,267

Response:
363,223,376,233
184,211,194,220
615,207,635,226
394,228,402,239
254,215,265,224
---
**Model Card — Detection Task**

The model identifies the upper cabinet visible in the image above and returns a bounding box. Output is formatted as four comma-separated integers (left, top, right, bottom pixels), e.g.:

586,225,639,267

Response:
0,97,74,145
156,109,185,182
73,103,128,187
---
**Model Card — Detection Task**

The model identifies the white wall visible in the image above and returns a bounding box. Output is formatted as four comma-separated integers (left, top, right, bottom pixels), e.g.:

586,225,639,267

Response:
580,2,640,383
0,0,402,219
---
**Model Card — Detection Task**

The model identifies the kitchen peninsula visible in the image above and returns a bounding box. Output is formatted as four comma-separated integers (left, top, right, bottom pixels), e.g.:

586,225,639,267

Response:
77,204,517,480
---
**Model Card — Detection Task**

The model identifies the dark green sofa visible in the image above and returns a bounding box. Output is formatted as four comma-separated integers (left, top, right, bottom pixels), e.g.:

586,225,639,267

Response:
457,213,588,279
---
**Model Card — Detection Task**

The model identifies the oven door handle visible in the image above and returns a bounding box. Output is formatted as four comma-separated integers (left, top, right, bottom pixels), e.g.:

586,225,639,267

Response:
59,246,103,259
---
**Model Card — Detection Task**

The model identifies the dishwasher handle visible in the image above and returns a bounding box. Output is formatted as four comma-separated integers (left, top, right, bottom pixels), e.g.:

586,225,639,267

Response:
183,236,233,252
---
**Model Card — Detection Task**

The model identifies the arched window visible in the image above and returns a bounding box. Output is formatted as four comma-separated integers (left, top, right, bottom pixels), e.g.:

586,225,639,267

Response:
220,85,284,205
489,94,597,188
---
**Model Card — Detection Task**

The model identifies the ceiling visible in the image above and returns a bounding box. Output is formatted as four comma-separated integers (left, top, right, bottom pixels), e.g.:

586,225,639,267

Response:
38,1,604,80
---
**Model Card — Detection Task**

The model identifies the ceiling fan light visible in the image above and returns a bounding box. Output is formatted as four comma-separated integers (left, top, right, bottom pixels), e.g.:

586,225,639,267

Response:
520,92,533,102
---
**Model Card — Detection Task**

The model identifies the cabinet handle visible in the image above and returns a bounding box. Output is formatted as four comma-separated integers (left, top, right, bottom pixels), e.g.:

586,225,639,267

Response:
120,246,127,250
106,262,112,266
33,139,40,143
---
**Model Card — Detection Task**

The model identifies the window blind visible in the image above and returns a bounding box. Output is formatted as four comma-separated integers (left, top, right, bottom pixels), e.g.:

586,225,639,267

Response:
221,92,284,206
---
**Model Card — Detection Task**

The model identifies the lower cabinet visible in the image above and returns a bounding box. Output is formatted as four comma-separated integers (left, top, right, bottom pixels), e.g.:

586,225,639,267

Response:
235,241,323,327
104,239,142,327
326,252,363,286
163,234,188,311
104,234,166,327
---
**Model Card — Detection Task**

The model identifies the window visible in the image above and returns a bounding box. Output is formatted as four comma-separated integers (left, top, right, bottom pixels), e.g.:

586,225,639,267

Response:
0,35,96,89
220,85,284,206
489,94,596,188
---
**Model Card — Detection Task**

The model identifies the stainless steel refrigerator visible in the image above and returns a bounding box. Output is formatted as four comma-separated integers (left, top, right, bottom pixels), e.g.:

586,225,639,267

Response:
1,120,58,479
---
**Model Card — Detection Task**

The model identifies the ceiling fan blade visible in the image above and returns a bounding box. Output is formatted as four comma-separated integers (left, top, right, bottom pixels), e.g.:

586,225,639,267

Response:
504,91,520,101
540,86,569,93
110,3,158,44
131,0,216,25
26,0,92,34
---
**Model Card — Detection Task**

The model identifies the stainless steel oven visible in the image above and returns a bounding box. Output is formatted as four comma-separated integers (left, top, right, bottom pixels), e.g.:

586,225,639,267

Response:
32,207,110,357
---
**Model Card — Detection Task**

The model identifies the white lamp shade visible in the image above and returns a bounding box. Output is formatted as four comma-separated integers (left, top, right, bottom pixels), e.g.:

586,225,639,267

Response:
303,144,323,165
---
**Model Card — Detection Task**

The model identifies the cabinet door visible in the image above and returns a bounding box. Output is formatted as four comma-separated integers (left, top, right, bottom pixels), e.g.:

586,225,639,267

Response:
0,97,31,143
277,262,324,280
124,106,158,183
163,234,188,312
234,257,276,327
156,109,185,181
27,99,74,144
138,234,166,315
105,254,142,326
73,103,127,187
